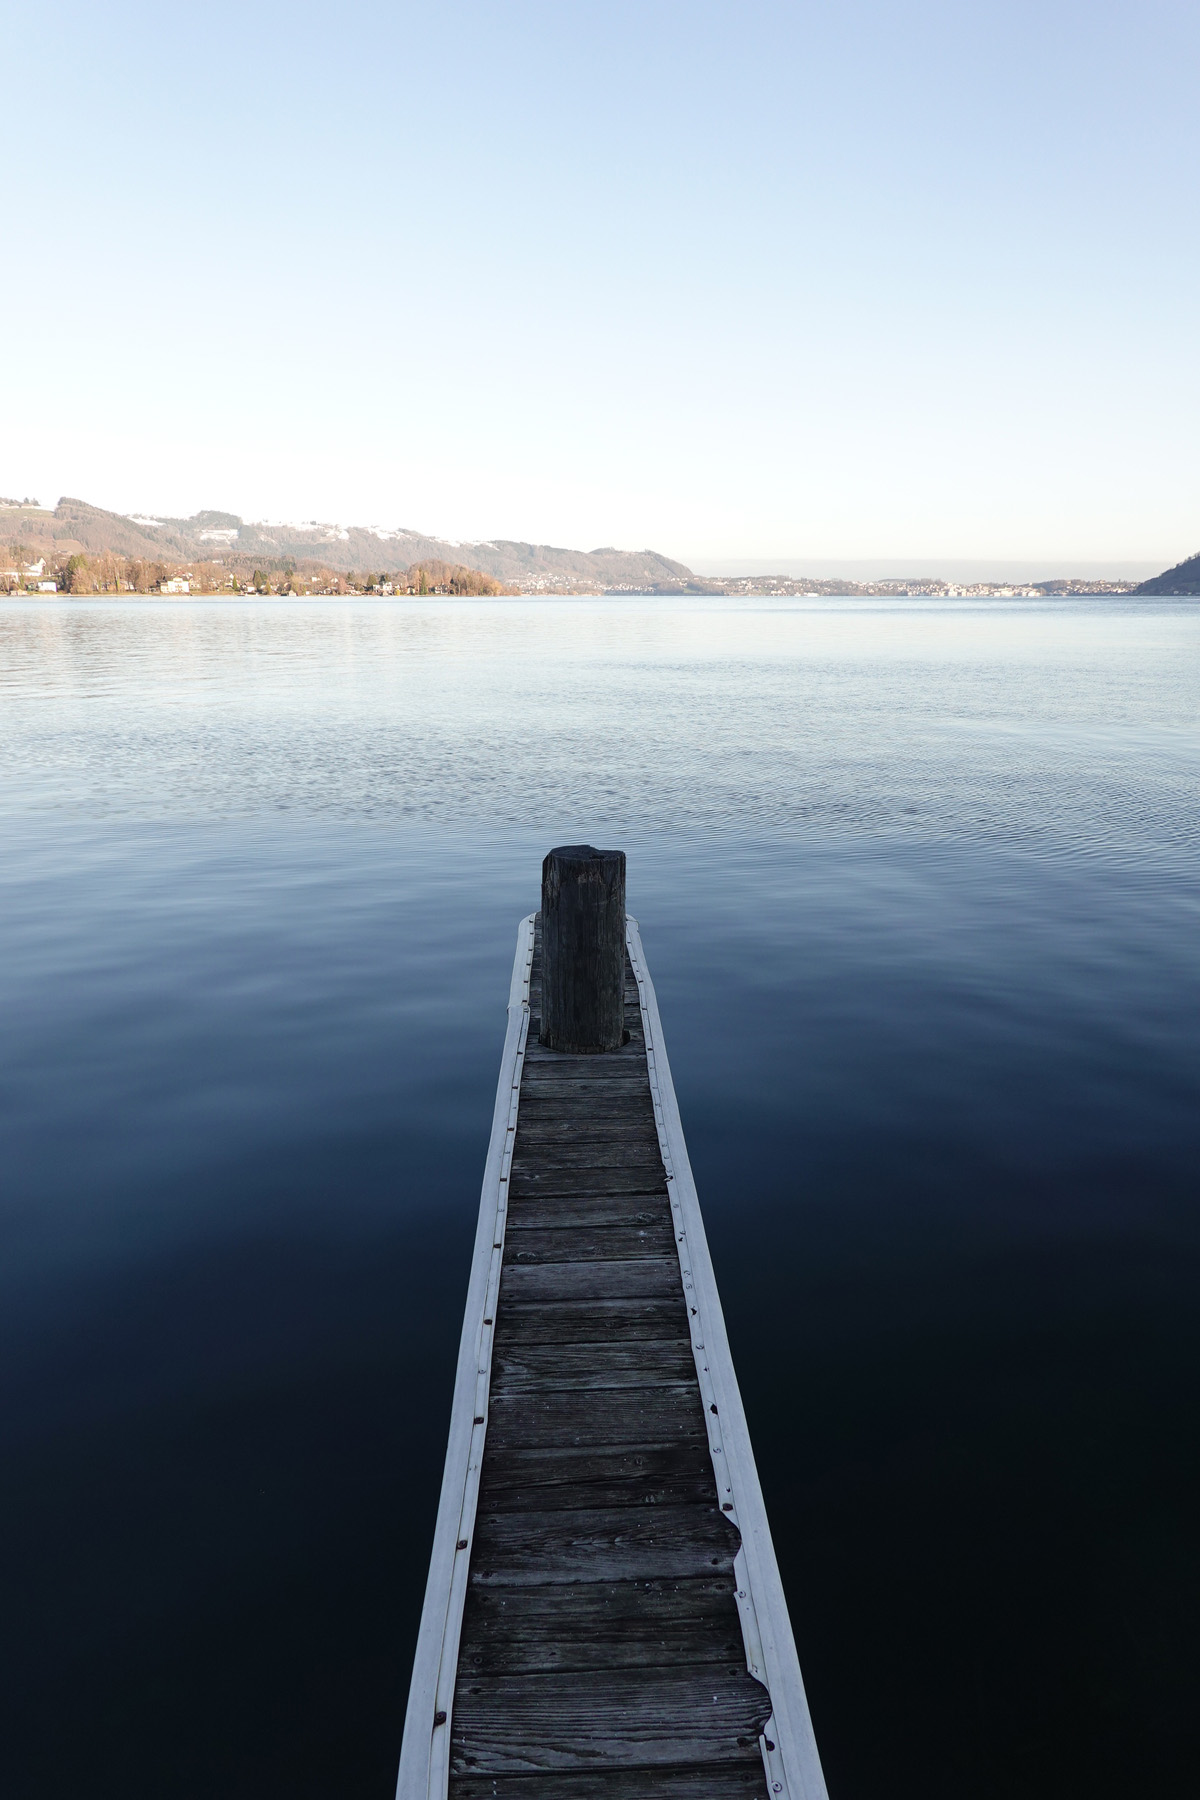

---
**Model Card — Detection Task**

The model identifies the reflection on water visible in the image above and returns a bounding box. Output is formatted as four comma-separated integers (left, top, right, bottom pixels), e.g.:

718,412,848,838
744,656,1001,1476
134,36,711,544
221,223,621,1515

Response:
1,599,1198,1800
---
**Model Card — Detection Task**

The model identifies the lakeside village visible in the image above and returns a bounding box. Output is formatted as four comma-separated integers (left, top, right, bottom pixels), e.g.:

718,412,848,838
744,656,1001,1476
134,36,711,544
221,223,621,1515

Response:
1,551,1142,600
715,574,1141,598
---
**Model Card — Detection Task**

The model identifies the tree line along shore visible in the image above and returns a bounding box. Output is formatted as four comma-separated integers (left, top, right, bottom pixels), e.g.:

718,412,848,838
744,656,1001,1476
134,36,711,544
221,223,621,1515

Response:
0,549,512,598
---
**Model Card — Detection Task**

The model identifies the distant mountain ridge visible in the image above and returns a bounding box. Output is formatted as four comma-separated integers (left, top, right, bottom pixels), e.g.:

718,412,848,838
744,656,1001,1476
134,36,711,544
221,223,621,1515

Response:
0,497,705,593
3,496,1191,597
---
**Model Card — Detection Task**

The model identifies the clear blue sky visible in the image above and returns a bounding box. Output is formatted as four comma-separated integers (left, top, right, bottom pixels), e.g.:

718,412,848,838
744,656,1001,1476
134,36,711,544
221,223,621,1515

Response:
5,0,1197,566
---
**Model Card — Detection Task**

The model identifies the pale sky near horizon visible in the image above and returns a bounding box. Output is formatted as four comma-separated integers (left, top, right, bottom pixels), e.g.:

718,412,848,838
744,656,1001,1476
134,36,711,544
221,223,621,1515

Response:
4,0,1197,567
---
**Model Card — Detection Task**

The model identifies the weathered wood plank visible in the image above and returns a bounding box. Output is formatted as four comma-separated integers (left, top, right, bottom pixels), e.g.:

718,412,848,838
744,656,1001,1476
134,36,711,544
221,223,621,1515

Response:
491,1337,696,1394
485,1385,706,1451
515,1089,654,1113
520,1064,649,1087
449,1764,768,1800
505,1195,672,1233
468,1503,740,1586
513,1096,658,1124
504,1224,675,1265
525,1043,644,1063
521,1055,650,1080
499,1259,684,1303
517,1068,648,1091
508,1171,669,1203
510,1141,666,1171
456,1577,747,1675
511,1120,661,1147
449,1666,773,1775
518,1094,658,1123
495,1297,689,1347
478,1441,717,1512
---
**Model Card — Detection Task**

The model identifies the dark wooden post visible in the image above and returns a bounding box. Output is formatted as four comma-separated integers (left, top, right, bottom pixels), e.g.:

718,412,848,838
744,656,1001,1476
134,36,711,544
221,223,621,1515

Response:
539,845,627,1053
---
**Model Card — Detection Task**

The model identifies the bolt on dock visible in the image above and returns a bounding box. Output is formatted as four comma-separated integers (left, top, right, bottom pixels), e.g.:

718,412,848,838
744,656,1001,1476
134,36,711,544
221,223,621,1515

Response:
398,848,827,1800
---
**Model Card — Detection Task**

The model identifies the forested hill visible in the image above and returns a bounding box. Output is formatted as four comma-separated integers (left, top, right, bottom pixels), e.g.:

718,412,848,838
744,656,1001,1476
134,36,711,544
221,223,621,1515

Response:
1135,553,1200,596
0,497,705,594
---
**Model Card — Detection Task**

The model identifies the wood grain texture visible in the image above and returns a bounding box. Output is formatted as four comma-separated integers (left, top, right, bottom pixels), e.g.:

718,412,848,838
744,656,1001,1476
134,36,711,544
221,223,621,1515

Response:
502,1223,676,1265
449,1764,767,1800
510,1118,661,1144
467,1503,740,1586
450,1666,772,1775
505,1196,676,1233
499,1258,684,1303
508,1173,671,1204
523,1044,647,1072
450,925,768,1788
485,1384,707,1451
495,1297,690,1346
492,1338,696,1393
457,1577,748,1674
539,846,626,1054
510,1141,665,1171
478,1442,719,1514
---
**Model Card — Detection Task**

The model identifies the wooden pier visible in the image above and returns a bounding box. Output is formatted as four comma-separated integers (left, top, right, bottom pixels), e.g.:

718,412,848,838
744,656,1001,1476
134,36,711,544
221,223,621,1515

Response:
399,851,827,1800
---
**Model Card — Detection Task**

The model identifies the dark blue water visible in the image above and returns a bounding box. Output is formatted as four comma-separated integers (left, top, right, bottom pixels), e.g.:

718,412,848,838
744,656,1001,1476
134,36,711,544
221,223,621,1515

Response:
2,599,1199,1798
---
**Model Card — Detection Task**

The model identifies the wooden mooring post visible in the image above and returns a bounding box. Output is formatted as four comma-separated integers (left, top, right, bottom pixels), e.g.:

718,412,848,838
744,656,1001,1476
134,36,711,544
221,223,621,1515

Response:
397,849,828,1800
539,845,627,1054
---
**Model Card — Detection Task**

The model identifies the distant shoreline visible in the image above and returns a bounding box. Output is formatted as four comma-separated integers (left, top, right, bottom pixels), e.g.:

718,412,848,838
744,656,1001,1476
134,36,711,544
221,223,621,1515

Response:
6,495,1180,602
4,584,1177,604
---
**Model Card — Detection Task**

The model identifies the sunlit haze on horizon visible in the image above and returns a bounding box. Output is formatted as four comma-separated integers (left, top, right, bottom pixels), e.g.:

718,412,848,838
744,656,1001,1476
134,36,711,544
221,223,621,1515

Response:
4,0,1197,566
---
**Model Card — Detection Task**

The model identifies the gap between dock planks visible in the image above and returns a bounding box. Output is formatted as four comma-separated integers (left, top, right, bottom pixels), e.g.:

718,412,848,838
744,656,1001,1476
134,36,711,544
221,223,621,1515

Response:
397,915,828,1800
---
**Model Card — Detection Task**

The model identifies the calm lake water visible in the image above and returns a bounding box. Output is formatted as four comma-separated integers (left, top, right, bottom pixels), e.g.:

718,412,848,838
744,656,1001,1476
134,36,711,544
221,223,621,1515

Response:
2,597,1199,1799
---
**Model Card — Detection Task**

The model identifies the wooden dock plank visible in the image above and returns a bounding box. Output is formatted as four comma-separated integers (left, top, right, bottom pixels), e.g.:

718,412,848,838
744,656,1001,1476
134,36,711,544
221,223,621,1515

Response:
495,1297,690,1346
512,1100,659,1127
450,1766,767,1800
449,1666,772,1775
456,1577,748,1674
499,1258,684,1302
467,1502,739,1585
491,1338,696,1393
478,1442,719,1512
510,1141,665,1170
520,1055,650,1079
510,1129,662,1154
485,1384,707,1451
508,1176,671,1205
503,1223,675,1264
505,1196,675,1232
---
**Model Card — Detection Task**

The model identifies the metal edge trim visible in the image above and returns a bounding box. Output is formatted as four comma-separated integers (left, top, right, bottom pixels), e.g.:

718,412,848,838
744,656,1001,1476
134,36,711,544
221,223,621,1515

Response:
627,915,830,1800
395,913,536,1800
